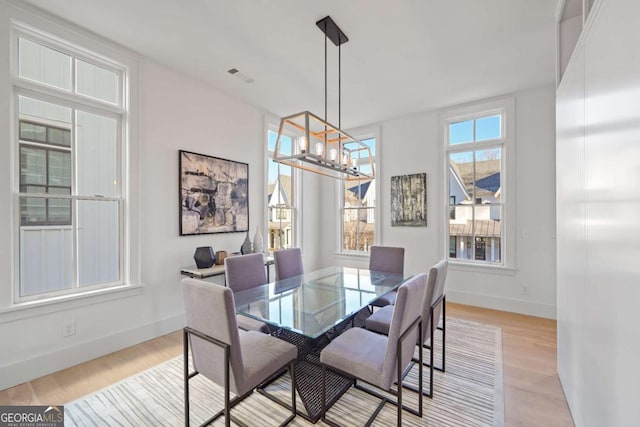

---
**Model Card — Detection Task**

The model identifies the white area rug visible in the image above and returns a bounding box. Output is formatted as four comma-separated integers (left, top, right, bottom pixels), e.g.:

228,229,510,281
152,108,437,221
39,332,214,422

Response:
65,318,504,426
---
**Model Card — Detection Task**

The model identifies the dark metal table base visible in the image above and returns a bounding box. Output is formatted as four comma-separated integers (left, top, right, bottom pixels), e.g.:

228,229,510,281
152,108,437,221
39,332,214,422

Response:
257,309,371,423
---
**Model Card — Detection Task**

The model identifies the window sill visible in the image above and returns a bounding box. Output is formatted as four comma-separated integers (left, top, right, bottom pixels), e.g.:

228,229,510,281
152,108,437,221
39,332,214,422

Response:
449,261,517,276
333,251,369,260
0,284,144,324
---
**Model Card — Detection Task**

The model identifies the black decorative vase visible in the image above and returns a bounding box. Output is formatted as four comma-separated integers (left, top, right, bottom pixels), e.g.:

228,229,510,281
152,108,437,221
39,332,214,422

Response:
194,246,216,268
240,232,253,255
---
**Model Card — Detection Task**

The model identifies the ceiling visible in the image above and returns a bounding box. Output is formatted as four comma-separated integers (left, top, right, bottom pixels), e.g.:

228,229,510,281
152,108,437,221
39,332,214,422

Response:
24,0,558,128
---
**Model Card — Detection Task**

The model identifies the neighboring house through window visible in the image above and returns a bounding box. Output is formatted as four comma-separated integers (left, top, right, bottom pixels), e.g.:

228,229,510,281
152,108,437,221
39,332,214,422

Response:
341,137,376,253
13,24,135,301
444,99,513,266
267,129,296,252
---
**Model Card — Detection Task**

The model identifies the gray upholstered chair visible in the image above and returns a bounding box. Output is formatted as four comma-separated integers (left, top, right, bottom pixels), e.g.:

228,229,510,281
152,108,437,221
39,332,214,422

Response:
320,273,427,426
182,278,297,426
225,253,270,333
273,247,304,280
366,260,449,396
429,259,448,372
369,245,405,307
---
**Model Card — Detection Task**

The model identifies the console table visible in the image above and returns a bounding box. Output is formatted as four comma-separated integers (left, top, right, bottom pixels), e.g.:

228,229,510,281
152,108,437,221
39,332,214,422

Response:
180,255,275,283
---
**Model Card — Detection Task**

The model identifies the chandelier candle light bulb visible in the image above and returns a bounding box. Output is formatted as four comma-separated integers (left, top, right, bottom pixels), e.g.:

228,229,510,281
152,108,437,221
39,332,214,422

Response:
328,147,338,162
315,142,324,157
298,136,307,153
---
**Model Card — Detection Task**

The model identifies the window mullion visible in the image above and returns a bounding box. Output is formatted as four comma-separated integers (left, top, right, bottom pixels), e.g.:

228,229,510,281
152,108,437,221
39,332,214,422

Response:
13,81,125,116
71,108,79,290
446,139,503,154
472,150,476,260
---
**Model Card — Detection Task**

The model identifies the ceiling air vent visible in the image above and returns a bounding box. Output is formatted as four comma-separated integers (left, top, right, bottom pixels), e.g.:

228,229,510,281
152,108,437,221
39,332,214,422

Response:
227,68,254,84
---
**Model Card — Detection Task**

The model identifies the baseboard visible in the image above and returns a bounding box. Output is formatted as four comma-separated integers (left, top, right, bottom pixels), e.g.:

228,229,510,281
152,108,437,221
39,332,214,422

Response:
558,369,582,427
0,313,185,391
446,290,556,319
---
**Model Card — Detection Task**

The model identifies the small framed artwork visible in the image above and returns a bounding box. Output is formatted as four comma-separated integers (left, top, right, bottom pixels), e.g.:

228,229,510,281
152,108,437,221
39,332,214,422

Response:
391,173,427,227
179,150,249,235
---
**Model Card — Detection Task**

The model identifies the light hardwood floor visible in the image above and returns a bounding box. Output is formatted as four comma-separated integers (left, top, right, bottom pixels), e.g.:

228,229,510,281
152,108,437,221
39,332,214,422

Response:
0,303,574,426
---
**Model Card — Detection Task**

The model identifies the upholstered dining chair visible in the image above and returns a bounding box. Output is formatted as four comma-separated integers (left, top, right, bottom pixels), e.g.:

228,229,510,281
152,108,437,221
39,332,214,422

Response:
365,260,449,397
429,259,448,372
320,273,427,426
182,278,297,427
273,247,304,280
369,245,405,307
225,253,270,333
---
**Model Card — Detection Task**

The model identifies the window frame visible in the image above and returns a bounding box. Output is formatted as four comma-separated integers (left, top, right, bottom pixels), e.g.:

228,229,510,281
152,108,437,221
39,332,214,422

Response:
266,126,301,253
7,20,140,308
19,141,73,226
441,98,516,271
337,127,380,256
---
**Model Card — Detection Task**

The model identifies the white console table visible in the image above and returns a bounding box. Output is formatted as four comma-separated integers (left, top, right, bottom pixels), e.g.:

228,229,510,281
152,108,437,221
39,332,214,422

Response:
181,255,275,284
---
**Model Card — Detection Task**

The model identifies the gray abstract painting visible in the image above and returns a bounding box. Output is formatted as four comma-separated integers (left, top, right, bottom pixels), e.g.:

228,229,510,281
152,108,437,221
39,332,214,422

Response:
179,150,249,235
391,173,427,227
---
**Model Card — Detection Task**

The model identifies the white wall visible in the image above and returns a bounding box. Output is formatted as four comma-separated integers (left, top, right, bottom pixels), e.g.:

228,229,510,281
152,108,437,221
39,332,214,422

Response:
556,0,640,425
320,85,557,319
0,2,313,390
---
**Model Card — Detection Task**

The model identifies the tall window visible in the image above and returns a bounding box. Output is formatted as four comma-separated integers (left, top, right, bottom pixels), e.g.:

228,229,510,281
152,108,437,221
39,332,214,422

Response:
341,137,376,252
446,111,505,265
14,27,128,300
267,130,296,252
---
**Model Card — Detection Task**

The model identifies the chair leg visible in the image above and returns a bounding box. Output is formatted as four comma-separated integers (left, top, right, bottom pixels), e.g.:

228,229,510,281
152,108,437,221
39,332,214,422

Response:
397,336,403,426
418,320,424,415
442,295,446,372
429,311,434,397
419,303,446,373
184,329,190,427
290,361,296,417
222,346,230,427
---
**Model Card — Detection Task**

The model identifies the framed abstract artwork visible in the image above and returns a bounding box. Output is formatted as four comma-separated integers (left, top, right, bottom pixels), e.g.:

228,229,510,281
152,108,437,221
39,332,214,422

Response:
391,173,427,227
179,150,249,235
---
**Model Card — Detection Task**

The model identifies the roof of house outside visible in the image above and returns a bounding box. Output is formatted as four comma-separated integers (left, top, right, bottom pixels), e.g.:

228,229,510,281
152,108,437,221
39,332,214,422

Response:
450,159,500,200
347,181,372,199
267,174,292,204
450,219,501,237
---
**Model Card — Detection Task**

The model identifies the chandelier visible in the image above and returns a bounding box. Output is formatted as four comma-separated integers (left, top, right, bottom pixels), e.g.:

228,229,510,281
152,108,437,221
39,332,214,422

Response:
273,16,375,182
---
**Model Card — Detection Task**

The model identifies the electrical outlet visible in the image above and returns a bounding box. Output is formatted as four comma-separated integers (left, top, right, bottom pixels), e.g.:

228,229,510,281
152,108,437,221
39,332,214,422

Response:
521,285,530,295
62,320,76,337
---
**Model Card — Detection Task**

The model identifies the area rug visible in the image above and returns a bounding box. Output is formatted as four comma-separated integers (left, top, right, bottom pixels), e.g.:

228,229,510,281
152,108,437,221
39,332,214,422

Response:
65,318,504,426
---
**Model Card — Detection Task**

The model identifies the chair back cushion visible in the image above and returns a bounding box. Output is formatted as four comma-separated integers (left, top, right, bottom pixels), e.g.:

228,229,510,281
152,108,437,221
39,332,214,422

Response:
274,248,304,280
369,246,405,275
380,273,427,389
182,278,244,391
431,260,448,331
225,253,267,292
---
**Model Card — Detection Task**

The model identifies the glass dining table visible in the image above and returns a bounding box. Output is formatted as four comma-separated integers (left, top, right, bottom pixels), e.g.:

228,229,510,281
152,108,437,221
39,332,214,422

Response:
234,266,409,423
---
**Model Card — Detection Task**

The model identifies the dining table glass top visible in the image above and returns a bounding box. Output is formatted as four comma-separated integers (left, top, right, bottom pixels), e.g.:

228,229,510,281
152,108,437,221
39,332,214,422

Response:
234,266,409,339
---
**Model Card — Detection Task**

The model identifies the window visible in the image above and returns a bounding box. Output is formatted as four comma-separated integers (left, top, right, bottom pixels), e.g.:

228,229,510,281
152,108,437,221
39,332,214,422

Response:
13,26,131,301
267,130,297,252
446,104,511,266
341,137,376,253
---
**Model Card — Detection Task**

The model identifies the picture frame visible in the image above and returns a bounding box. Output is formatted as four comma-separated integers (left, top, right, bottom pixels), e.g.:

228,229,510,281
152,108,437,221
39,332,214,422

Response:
179,150,249,235
391,173,427,227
